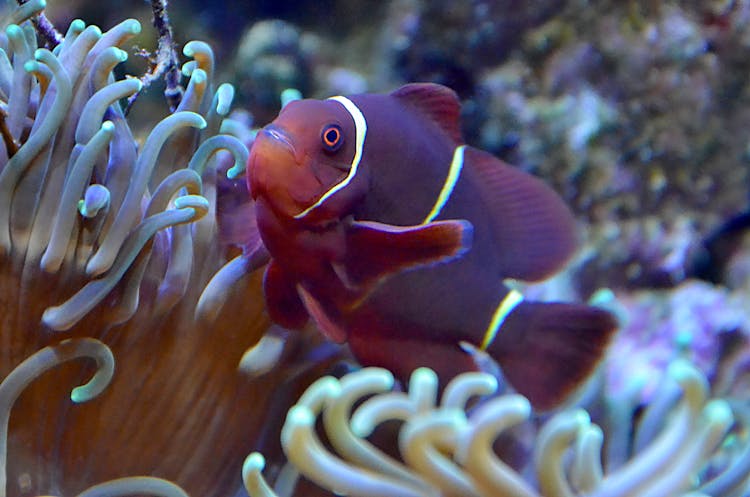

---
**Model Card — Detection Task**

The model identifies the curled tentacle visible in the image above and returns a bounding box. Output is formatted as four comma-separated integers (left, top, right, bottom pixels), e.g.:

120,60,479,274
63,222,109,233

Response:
325,368,428,490
282,405,430,497
75,77,140,144
86,111,206,276
242,453,278,497
440,372,498,411
534,410,590,497
88,46,128,93
455,395,537,497
0,338,114,497
399,410,474,496
351,368,439,438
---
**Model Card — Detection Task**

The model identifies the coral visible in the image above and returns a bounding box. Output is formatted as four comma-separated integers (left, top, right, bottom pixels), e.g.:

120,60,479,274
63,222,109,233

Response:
604,280,750,401
232,19,313,123
244,364,748,497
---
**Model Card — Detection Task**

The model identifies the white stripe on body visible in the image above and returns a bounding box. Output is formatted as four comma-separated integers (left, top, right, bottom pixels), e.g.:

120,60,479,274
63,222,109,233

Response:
422,144,466,224
481,288,524,350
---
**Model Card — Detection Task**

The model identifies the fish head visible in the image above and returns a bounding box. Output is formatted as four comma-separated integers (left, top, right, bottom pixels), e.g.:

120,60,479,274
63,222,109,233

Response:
248,98,366,224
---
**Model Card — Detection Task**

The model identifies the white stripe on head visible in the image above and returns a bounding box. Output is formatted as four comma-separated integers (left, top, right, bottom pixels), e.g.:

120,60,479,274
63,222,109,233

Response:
422,145,465,224
293,96,367,220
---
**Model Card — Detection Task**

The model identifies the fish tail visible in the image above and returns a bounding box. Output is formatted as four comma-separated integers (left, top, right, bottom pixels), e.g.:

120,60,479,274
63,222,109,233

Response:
485,301,618,410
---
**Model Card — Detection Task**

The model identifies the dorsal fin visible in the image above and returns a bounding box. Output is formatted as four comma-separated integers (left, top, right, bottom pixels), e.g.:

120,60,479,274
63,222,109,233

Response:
391,83,463,143
464,147,578,281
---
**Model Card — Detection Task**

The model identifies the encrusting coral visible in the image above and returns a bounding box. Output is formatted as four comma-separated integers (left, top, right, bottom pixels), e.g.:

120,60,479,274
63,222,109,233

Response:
244,364,749,497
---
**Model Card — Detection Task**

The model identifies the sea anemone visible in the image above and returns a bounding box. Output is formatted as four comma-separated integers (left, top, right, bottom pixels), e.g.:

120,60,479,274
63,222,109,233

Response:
0,3,313,496
245,364,750,497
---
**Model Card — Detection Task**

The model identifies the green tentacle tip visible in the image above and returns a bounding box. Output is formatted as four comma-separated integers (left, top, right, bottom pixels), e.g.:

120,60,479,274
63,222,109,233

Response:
226,162,246,180
216,83,235,115
411,367,438,386
675,330,693,350
114,48,128,62
183,40,209,58
287,405,316,427
70,374,110,403
574,408,591,427
667,359,697,382
126,76,143,91
181,60,196,77
79,184,111,218
125,19,142,34
183,44,197,57
281,88,302,108
304,376,343,403
193,113,208,130
23,60,38,73
70,19,86,31
33,48,50,61
190,68,207,85
704,399,733,425
70,385,91,403
368,368,395,390
486,375,499,392
243,452,266,473
6,24,23,37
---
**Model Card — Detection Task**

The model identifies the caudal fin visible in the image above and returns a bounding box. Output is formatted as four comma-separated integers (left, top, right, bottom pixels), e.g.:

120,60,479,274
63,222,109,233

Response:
487,301,618,410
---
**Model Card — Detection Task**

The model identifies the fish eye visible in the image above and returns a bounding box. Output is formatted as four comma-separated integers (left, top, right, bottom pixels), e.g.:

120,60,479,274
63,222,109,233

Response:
321,124,344,153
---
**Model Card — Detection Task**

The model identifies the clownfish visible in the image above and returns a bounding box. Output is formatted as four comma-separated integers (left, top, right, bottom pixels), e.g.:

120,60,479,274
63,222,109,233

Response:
224,83,617,410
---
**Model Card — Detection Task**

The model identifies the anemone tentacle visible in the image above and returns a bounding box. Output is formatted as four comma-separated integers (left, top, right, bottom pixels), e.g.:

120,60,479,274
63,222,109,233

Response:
0,7,277,497
246,364,750,497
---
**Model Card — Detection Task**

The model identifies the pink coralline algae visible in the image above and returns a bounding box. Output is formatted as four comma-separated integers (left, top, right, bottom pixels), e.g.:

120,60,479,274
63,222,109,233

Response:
606,280,750,403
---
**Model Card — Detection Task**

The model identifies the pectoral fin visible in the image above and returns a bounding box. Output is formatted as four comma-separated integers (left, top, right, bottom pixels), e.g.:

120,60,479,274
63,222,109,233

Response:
340,218,473,288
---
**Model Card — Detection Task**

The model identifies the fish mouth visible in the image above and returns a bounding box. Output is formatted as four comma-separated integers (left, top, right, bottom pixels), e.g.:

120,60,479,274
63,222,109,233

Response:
261,124,297,157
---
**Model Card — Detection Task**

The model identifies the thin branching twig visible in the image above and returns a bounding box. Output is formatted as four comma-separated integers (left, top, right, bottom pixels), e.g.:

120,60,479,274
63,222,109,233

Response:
125,0,184,113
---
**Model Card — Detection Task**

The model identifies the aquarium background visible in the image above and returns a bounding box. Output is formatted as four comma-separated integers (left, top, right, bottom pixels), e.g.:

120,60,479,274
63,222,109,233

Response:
0,0,749,496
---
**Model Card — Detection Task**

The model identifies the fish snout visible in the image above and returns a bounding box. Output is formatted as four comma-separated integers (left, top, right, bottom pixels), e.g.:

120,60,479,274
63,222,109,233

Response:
248,124,319,217
248,125,298,199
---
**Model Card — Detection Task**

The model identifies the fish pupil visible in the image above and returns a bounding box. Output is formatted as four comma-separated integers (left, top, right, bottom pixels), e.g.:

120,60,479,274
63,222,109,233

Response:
321,124,343,152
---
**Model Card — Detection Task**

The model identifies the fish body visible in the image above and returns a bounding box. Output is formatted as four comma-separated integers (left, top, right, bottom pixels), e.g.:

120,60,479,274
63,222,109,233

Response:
239,83,617,409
